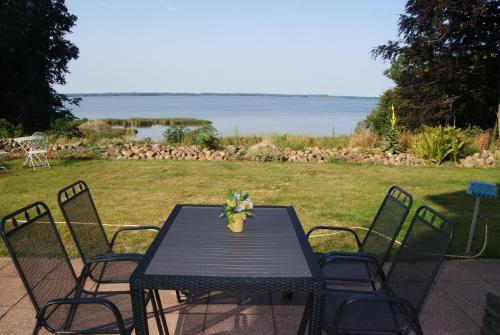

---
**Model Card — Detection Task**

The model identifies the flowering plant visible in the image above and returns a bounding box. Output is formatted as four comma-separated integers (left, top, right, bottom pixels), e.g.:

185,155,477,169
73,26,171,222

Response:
220,190,254,221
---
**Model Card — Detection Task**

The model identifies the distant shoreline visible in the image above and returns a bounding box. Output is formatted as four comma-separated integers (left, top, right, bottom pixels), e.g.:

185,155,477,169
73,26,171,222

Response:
64,92,378,99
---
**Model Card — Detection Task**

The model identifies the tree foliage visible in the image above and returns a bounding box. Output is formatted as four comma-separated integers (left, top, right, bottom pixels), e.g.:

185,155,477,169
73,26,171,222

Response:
367,0,500,132
0,0,79,133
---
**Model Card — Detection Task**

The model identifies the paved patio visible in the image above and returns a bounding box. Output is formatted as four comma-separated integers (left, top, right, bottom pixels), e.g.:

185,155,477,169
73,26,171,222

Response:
0,257,498,334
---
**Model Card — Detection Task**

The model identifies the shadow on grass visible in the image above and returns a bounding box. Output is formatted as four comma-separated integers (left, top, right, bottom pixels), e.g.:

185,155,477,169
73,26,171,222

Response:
426,189,499,257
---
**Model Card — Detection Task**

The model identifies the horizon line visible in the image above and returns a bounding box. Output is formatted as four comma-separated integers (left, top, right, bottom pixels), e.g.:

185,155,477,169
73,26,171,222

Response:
61,91,379,99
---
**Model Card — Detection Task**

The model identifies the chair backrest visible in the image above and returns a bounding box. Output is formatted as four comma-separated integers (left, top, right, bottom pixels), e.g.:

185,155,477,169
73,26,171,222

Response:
0,202,79,313
57,181,111,263
360,186,413,264
384,205,454,313
30,132,48,151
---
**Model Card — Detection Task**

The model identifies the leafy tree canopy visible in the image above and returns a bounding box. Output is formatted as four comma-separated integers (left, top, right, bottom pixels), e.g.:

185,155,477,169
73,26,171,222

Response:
366,0,500,132
0,0,79,134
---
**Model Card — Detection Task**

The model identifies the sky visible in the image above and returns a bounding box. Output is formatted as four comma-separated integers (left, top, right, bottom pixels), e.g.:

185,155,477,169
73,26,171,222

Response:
56,0,406,97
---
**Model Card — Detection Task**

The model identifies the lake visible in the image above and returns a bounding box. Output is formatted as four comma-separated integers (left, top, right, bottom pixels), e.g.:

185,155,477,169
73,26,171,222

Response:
71,95,378,139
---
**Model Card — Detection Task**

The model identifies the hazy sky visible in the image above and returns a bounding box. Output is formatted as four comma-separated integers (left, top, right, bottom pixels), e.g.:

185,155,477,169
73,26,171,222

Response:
56,0,405,97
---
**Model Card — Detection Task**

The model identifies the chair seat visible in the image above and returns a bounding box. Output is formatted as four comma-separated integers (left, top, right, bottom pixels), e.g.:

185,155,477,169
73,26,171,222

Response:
321,252,380,283
30,149,48,154
322,289,411,333
45,290,148,334
88,252,143,283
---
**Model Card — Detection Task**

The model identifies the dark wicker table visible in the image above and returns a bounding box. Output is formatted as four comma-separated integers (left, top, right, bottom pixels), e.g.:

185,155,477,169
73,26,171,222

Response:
130,205,325,334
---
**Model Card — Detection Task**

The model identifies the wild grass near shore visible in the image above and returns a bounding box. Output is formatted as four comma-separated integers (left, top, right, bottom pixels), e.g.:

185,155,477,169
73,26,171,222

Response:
0,159,498,258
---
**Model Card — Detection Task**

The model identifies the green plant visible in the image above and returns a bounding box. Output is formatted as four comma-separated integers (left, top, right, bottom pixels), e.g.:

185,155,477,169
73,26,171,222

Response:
413,126,467,164
163,125,186,144
0,119,22,139
49,117,85,138
248,144,284,162
191,125,221,150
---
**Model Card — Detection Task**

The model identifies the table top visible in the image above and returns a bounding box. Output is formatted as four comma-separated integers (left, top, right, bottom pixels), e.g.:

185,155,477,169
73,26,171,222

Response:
137,205,318,280
13,136,32,142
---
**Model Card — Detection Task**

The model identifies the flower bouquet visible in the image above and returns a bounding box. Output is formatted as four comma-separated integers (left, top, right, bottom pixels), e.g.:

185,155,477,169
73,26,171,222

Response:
220,191,254,233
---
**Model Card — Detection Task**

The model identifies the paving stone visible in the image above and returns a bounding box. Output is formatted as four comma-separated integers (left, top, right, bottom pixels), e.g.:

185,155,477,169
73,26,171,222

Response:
203,314,275,335
0,274,26,308
0,303,39,334
157,290,208,314
461,259,500,281
274,314,304,334
484,280,500,294
437,279,491,325
422,284,460,313
436,260,479,281
207,292,272,315
0,258,10,271
271,292,307,315
144,311,205,335
420,308,479,334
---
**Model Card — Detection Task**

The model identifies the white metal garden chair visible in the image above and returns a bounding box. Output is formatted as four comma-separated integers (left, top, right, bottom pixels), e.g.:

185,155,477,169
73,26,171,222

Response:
23,132,50,170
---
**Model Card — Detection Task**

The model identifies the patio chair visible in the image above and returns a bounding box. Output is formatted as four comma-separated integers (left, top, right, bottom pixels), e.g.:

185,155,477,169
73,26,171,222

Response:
24,132,50,170
57,180,185,303
306,186,412,288
0,202,168,335
300,205,454,335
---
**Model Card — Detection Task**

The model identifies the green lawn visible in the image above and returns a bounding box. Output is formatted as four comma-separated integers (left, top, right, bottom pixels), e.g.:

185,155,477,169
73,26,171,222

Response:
0,159,499,258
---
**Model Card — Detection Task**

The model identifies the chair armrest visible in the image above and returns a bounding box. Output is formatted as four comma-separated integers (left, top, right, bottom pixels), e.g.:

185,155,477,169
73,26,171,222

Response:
334,294,419,330
110,225,160,249
320,254,385,281
81,254,141,285
306,225,363,250
37,297,127,334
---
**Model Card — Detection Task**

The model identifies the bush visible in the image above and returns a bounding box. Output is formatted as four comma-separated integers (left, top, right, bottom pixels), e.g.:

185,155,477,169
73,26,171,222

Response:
397,130,417,152
49,117,85,138
163,124,221,150
55,146,98,160
470,132,491,151
413,126,466,164
248,144,284,162
348,129,380,149
191,125,221,150
163,125,186,144
0,119,22,138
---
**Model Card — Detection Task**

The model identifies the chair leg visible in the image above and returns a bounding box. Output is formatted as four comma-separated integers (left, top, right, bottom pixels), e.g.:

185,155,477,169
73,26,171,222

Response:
154,290,169,335
176,290,185,303
32,319,42,335
150,290,166,335
298,293,313,335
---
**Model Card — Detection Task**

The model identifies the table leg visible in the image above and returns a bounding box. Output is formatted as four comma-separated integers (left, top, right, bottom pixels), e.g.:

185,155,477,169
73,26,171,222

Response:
308,291,323,335
131,286,150,335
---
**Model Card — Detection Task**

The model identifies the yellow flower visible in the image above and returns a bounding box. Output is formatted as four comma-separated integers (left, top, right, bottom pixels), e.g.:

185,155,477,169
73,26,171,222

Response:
226,200,236,208
390,104,397,128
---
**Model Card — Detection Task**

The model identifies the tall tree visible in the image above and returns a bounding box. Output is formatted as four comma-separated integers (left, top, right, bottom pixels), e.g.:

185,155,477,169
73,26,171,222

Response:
370,0,500,132
0,0,79,133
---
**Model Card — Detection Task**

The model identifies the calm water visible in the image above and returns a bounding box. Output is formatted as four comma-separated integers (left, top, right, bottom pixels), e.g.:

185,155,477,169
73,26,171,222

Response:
72,95,378,139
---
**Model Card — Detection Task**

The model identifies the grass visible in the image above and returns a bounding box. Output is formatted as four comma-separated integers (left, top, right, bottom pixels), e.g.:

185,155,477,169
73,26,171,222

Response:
0,159,499,258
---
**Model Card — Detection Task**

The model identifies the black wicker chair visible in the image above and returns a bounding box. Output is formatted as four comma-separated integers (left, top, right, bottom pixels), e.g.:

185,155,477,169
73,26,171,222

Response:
0,202,168,335
300,205,454,335
307,186,412,289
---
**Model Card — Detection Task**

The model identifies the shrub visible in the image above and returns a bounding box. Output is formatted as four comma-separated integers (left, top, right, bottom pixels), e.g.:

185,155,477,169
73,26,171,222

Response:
0,119,22,138
220,135,263,147
55,146,98,160
397,130,417,152
49,117,85,138
348,129,380,149
163,125,186,144
248,144,284,162
470,132,491,151
412,126,466,164
191,125,221,150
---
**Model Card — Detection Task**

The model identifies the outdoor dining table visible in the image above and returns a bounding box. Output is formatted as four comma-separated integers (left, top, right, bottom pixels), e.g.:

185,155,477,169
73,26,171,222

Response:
130,204,325,335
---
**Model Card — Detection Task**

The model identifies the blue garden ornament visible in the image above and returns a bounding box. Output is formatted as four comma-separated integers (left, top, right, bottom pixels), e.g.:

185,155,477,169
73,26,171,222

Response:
465,180,498,254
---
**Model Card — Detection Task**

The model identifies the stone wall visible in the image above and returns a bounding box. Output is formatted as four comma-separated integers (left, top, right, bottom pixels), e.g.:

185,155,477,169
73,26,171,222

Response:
0,139,497,168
